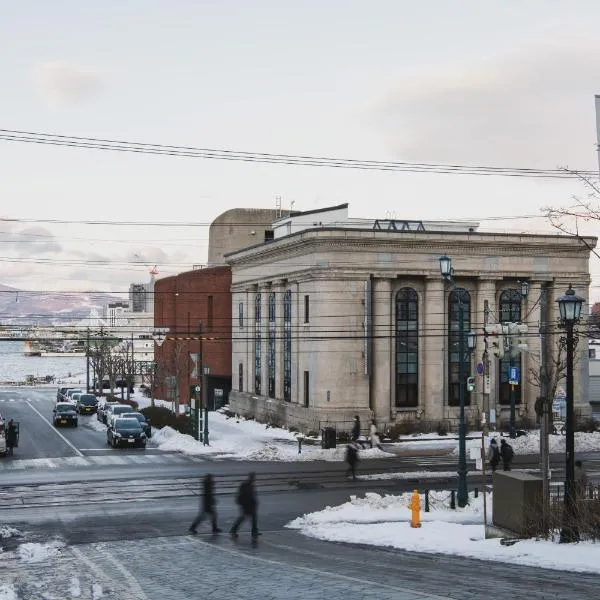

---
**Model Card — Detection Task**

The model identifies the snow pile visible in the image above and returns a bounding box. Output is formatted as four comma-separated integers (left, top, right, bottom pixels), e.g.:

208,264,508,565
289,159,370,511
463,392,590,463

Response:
0,526,20,539
0,584,17,600
17,541,64,563
288,491,600,574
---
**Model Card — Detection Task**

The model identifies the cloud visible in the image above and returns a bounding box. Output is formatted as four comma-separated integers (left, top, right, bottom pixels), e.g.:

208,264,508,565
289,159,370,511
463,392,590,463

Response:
375,38,600,169
34,60,104,107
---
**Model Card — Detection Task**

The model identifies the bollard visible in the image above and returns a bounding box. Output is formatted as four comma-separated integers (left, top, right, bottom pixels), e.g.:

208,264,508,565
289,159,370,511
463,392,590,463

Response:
410,489,421,528
424,490,430,513
474,488,479,498
450,490,456,510
298,438,303,454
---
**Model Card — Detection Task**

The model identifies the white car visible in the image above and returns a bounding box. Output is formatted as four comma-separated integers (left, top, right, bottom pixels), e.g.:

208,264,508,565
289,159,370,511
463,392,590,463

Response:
65,389,84,403
105,404,136,428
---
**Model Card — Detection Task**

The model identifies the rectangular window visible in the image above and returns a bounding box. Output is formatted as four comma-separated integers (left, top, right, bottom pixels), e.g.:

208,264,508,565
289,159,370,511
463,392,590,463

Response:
304,295,309,323
264,230,274,242
238,363,243,392
303,370,309,407
207,295,214,330
238,302,244,328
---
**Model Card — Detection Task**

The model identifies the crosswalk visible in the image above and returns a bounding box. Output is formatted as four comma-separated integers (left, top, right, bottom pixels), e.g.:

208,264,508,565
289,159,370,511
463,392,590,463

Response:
0,452,205,471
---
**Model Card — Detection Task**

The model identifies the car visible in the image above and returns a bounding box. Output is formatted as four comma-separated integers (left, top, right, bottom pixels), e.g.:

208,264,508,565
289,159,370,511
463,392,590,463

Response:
57,386,71,402
53,402,78,427
97,400,118,423
105,404,137,428
71,392,83,404
107,417,147,448
65,389,84,403
121,412,152,438
76,394,99,415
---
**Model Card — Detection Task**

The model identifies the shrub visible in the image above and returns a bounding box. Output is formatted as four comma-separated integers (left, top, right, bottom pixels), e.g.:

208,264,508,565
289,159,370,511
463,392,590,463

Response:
306,430,319,438
436,421,449,436
387,421,418,440
140,405,190,434
337,430,350,443
576,418,599,433
288,426,299,433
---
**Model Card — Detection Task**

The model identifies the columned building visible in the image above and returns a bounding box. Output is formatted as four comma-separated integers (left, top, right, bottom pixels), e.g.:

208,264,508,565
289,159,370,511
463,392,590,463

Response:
226,204,596,433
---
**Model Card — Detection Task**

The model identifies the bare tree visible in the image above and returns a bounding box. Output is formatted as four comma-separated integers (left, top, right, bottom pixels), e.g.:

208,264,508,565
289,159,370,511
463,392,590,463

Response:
163,339,190,415
88,329,112,394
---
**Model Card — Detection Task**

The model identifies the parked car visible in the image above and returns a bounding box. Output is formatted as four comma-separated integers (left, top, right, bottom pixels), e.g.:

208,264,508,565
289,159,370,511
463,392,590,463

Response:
97,400,118,423
53,402,78,427
107,417,147,448
106,404,137,428
76,394,99,415
57,387,72,402
65,389,84,403
121,412,152,438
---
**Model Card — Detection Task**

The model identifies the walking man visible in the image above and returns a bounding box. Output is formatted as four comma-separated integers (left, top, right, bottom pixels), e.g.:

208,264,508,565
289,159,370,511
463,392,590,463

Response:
351,415,361,443
6,420,17,457
189,473,221,534
345,442,359,480
369,420,382,450
230,472,260,539
500,439,514,471
487,438,500,472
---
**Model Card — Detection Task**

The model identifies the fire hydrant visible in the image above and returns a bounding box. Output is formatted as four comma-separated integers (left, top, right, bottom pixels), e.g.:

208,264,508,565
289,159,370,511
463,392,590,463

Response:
409,489,421,528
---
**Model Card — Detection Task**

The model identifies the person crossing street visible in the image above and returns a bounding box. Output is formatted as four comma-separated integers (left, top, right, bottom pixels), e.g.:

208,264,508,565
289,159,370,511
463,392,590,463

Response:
230,472,260,539
189,473,221,535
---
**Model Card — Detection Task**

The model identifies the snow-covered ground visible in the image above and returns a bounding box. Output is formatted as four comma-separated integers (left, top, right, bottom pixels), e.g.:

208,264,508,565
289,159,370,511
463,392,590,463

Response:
288,491,600,574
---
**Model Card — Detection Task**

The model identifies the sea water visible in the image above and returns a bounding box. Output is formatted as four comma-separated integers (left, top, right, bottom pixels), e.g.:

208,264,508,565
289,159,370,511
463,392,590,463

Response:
0,341,86,383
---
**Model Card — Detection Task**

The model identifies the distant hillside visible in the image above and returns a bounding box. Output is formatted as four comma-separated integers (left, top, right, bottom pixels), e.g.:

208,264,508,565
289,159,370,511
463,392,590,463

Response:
0,284,126,324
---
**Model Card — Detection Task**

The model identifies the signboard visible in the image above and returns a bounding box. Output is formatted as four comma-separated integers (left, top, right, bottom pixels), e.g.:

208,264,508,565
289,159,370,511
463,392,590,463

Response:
476,362,484,375
508,366,520,385
194,385,201,393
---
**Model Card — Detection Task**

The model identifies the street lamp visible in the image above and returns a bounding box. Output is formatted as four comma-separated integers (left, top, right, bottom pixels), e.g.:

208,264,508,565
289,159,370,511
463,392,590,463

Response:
151,327,169,406
440,255,475,507
557,284,584,543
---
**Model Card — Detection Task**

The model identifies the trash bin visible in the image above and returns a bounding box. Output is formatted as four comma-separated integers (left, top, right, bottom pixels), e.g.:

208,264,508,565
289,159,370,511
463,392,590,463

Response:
321,427,337,449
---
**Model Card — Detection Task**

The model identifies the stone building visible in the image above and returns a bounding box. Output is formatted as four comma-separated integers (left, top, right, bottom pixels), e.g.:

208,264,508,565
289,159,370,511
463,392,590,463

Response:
226,204,596,433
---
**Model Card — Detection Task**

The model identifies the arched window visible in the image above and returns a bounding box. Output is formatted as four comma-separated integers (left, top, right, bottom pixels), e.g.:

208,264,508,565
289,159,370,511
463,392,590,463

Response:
395,288,418,407
283,290,292,402
448,288,471,407
268,292,276,398
254,294,262,395
499,289,522,406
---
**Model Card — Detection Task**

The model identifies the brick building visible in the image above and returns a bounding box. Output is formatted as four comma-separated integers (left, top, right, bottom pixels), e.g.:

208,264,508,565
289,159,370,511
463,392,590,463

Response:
154,266,232,409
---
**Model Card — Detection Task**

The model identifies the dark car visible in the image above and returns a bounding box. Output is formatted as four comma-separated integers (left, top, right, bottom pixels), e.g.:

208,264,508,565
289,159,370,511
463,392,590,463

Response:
121,412,152,438
57,387,71,402
97,400,118,423
107,417,147,448
53,402,78,427
76,394,99,415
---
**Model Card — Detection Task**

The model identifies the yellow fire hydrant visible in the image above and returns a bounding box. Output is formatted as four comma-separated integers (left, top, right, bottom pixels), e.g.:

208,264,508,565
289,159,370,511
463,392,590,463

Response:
409,489,421,528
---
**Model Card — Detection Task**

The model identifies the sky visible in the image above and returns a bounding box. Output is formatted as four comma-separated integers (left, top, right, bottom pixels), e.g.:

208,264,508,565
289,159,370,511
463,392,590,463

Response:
1,1,600,300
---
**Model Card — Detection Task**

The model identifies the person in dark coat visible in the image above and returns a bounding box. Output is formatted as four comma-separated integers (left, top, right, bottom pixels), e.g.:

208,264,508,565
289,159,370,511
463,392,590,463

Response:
6,420,17,456
189,473,221,534
351,415,361,442
500,439,514,471
345,443,359,480
230,472,259,539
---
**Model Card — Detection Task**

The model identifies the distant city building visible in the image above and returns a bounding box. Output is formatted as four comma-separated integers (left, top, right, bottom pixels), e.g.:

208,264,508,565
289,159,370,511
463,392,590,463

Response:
105,302,129,327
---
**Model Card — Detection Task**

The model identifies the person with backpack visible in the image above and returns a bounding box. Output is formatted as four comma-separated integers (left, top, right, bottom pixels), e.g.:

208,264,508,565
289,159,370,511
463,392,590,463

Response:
230,472,260,539
351,415,361,443
500,438,514,471
345,442,360,480
6,420,17,457
487,438,500,472
189,473,221,535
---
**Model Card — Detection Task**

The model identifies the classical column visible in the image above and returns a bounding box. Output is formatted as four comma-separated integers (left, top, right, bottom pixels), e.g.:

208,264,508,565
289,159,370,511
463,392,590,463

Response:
423,277,445,420
372,278,392,419
274,280,286,400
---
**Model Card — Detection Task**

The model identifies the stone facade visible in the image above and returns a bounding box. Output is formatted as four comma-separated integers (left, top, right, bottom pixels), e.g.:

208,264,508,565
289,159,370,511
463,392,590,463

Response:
226,226,596,433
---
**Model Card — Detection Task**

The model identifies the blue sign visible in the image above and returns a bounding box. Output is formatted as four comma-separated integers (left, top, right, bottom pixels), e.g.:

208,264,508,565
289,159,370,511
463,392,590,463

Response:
476,362,484,375
509,366,520,384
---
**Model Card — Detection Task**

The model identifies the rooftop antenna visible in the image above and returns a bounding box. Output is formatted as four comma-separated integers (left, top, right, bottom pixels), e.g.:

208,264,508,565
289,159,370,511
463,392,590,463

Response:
596,95,600,176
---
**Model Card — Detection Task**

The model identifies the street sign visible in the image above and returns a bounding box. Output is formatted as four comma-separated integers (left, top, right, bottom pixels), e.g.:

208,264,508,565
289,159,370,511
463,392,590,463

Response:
194,385,201,393
476,361,484,375
508,366,520,385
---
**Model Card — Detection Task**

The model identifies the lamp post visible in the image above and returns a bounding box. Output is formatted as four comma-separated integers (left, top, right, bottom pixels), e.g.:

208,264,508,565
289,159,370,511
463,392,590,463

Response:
557,284,584,543
440,255,476,507
509,281,529,439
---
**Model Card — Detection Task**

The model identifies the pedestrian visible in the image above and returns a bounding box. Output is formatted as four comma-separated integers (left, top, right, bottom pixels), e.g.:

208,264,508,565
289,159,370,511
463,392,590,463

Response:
6,420,17,457
500,438,514,471
230,472,260,539
189,473,221,535
487,438,500,472
575,460,589,499
351,415,361,443
369,420,382,450
345,442,359,480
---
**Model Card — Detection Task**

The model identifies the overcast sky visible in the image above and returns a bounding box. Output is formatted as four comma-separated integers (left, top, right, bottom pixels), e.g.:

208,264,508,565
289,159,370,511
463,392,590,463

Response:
1,1,600,301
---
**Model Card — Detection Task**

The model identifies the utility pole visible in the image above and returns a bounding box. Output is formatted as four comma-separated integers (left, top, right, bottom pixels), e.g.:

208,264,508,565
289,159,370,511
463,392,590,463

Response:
539,284,550,534
86,327,90,393
483,300,490,434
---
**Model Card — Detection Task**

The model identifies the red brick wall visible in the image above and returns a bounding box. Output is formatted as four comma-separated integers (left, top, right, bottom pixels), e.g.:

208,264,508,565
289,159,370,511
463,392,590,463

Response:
153,266,231,404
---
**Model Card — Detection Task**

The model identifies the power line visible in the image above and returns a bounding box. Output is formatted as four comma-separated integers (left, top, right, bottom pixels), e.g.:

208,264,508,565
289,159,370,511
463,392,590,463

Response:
0,128,596,179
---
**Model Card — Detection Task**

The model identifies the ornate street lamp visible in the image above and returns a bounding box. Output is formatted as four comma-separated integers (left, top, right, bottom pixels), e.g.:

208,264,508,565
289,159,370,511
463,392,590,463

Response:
440,255,472,507
520,280,529,299
557,284,584,543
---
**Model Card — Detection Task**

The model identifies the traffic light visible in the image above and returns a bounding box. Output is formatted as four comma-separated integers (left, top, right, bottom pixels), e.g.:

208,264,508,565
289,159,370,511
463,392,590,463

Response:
466,376,476,392
484,324,504,358
507,322,528,357
516,324,529,353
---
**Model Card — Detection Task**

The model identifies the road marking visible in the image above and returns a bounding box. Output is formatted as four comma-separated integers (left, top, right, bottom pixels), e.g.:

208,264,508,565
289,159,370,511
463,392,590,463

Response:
190,537,453,599
25,401,84,457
